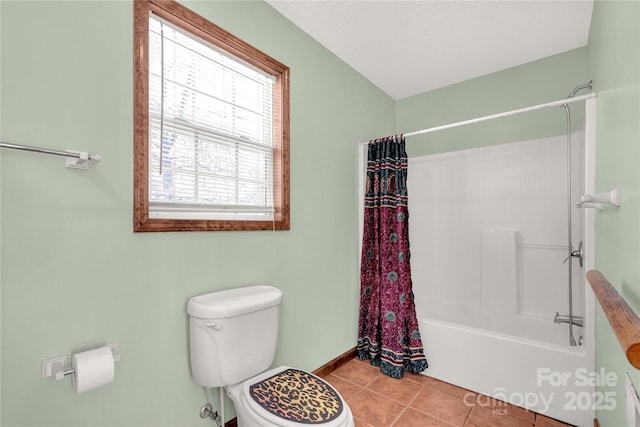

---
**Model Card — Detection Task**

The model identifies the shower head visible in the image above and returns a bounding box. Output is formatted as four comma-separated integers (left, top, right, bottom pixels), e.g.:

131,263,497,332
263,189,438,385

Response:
566,80,593,99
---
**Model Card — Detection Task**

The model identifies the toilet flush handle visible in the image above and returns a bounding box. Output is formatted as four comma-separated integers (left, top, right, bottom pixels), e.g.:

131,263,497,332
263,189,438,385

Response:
204,322,222,331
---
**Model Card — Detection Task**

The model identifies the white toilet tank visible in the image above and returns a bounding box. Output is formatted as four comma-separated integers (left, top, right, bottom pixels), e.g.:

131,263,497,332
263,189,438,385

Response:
187,285,283,388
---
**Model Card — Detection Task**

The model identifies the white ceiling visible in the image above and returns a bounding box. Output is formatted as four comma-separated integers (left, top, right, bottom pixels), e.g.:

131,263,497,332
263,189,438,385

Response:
266,0,594,100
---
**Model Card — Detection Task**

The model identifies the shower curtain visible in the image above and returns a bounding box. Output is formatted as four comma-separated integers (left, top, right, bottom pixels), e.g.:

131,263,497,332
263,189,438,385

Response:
358,135,428,379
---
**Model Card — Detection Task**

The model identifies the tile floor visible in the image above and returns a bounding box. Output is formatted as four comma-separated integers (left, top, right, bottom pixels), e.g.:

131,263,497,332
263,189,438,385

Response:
321,356,575,427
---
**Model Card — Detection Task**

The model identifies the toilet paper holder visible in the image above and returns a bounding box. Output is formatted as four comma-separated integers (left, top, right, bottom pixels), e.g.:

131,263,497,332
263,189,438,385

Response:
42,343,120,381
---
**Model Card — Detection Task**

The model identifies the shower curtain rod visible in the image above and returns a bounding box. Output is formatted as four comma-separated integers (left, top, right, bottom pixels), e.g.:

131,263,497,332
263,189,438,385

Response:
405,92,596,137
364,92,596,143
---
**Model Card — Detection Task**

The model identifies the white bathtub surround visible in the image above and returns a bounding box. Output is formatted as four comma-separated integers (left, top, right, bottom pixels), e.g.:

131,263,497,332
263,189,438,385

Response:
409,133,586,346
407,126,595,426
480,229,519,326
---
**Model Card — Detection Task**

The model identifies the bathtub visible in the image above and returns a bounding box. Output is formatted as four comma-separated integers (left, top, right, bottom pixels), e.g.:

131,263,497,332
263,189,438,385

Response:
419,315,595,426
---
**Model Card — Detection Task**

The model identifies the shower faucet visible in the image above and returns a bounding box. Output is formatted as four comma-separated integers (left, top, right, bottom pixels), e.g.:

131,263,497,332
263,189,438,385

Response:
562,241,584,268
554,312,584,328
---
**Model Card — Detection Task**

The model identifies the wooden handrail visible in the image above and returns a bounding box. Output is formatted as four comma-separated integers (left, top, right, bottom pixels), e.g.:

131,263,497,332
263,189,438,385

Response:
587,269,640,369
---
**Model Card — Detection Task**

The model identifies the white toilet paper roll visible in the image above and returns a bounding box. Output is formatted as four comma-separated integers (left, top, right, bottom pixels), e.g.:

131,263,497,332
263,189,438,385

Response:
72,346,115,394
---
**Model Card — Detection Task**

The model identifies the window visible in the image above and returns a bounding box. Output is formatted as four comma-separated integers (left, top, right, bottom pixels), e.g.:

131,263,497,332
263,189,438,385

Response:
133,0,289,231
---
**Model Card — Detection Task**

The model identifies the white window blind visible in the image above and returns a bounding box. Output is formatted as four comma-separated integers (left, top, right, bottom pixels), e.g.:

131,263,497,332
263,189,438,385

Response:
148,14,276,220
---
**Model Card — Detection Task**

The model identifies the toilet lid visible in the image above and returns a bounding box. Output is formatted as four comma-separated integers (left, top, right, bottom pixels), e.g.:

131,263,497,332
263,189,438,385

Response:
247,367,345,425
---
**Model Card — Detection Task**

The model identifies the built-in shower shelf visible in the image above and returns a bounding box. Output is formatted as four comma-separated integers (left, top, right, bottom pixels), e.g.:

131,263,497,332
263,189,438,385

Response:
576,189,620,209
587,270,640,369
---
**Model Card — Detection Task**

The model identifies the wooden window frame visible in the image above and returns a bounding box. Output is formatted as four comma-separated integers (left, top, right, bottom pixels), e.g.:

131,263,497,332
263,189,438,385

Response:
133,0,290,232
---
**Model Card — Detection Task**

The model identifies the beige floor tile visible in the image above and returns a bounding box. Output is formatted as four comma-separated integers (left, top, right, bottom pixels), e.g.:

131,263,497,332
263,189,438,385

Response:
323,373,364,404
366,373,425,405
332,359,383,387
409,387,474,426
354,417,377,427
475,394,536,423
323,358,575,427
465,404,534,427
392,407,457,427
422,375,478,399
349,388,407,426
535,414,575,426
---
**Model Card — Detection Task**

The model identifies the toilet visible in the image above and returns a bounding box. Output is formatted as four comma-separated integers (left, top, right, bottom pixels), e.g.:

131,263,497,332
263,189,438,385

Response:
187,285,355,427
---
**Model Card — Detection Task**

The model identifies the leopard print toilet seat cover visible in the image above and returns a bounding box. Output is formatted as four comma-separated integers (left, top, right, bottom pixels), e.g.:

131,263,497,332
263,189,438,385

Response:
249,368,344,424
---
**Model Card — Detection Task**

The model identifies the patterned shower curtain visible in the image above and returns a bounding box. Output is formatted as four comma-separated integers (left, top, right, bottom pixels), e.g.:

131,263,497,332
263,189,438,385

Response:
357,135,428,379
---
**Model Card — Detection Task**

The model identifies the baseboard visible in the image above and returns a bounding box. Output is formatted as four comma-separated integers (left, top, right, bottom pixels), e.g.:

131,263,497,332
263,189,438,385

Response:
312,346,358,377
223,347,357,426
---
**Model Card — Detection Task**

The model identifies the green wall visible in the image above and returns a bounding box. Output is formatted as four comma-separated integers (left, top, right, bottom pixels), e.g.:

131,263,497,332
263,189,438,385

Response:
0,1,394,426
589,1,640,426
396,47,590,158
